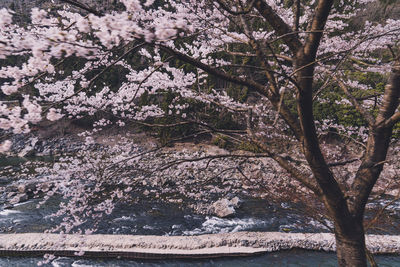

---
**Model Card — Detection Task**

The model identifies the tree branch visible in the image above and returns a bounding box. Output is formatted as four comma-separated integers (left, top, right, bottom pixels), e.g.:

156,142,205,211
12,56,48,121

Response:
158,45,266,94
246,110,322,195
376,63,400,127
159,44,304,147
292,0,301,32
160,44,299,139
328,158,360,167
225,50,293,62
384,111,400,127
303,0,334,57
131,56,174,100
350,62,400,218
159,153,272,171
292,0,353,227
215,0,256,15
239,16,303,140
253,0,302,53
44,42,146,112
60,0,103,16
132,119,246,134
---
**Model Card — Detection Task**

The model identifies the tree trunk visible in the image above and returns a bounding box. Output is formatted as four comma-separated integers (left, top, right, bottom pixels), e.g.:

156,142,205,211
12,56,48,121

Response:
335,219,367,267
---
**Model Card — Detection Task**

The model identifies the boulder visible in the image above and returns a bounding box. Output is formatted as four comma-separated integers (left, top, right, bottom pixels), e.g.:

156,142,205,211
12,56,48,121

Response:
211,197,240,218
230,196,240,207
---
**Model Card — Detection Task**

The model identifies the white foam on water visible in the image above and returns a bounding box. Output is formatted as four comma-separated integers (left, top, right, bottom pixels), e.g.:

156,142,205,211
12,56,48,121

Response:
280,202,290,209
13,200,34,207
172,224,181,229
0,209,21,216
51,257,71,267
367,199,400,211
112,215,136,222
183,216,269,235
71,261,94,267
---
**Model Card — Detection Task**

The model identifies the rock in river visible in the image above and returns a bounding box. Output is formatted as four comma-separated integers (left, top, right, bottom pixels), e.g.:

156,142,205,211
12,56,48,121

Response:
211,197,240,218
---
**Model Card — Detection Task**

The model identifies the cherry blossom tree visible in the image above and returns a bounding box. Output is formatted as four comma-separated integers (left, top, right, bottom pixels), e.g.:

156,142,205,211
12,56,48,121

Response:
0,0,399,266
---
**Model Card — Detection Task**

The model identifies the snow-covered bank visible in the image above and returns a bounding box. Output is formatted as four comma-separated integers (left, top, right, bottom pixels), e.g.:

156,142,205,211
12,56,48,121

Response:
0,232,399,259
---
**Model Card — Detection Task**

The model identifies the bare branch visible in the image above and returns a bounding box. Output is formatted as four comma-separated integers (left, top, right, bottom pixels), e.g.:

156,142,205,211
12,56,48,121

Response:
158,45,266,94
159,153,271,171
49,42,146,108
365,196,400,231
292,0,301,32
328,158,360,167
252,139,322,196
132,119,246,134
130,120,192,128
246,110,322,195
131,56,174,100
160,44,302,138
239,15,303,140
38,42,147,118
239,15,280,92
253,0,302,53
60,0,103,16
236,165,275,194
215,0,256,15
225,50,293,62
384,111,400,127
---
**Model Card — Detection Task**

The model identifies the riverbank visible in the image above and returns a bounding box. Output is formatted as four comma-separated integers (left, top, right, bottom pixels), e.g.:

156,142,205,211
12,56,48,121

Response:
0,232,399,259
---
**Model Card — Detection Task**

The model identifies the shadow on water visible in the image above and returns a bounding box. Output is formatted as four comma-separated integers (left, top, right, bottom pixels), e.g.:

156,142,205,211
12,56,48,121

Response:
0,249,399,266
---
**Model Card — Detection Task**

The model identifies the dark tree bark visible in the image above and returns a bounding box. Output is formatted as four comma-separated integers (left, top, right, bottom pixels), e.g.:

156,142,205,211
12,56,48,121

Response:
335,218,367,267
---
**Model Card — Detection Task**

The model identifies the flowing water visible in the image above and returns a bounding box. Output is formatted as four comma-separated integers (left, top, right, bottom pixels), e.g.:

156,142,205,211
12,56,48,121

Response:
0,196,330,235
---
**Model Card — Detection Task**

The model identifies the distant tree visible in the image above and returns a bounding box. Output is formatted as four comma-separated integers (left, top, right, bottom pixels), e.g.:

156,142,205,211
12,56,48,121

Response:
0,1,399,266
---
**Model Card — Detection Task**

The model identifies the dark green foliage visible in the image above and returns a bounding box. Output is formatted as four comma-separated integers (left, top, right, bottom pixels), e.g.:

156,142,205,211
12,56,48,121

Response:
211,134,228,149
312,70,400,138
237,141,264,153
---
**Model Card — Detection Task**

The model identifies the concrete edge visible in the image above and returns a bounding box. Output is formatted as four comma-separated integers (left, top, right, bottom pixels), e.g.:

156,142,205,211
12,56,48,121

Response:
0,232,398,259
